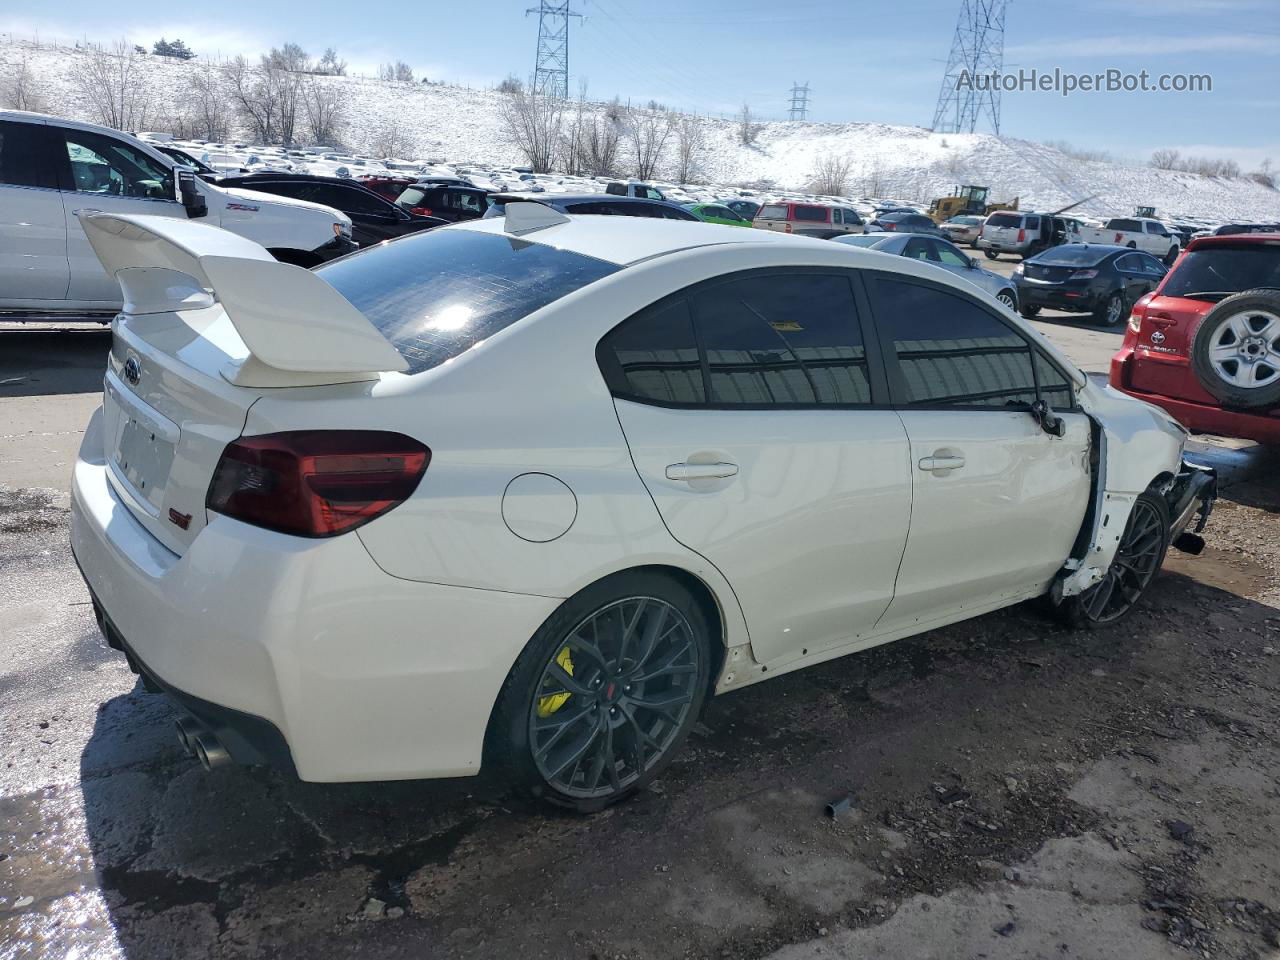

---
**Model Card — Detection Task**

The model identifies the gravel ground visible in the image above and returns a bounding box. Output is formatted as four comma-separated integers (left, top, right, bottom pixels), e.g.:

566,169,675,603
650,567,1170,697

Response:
1,322,1278,960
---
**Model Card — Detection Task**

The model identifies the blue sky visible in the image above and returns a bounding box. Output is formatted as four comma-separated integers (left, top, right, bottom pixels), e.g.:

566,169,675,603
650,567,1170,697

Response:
5,0,1277,167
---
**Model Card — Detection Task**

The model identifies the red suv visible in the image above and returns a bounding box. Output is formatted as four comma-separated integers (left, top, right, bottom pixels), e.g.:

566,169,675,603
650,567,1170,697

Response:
1110,233,1280,445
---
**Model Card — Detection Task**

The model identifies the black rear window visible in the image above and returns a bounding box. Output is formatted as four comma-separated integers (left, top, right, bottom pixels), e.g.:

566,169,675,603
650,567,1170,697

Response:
793,205,830,222
1031,245,1111,267
316,229,620,374
986,212,1022,228
1161,246,1280,298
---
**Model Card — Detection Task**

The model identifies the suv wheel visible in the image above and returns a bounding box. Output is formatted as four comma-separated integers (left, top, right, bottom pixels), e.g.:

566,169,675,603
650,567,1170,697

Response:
984,249,1000,260
1190,289,1280,410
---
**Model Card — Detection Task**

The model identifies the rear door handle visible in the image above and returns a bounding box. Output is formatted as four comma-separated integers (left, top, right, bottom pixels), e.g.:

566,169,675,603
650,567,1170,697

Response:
918,455,966,473
666,461,739,481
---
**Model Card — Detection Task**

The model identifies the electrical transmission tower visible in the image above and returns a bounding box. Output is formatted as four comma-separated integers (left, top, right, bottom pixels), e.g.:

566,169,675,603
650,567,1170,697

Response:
931,0,1008,135
788,81,810,121
525,0,584,99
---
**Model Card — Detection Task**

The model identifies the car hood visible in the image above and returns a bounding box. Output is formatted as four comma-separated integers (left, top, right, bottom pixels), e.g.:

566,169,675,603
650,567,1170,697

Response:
218,185,352,226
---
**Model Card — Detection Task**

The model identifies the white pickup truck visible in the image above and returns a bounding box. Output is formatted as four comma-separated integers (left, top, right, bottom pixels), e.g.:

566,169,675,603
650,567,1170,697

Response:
1076,217,1181,265
0,111,356,321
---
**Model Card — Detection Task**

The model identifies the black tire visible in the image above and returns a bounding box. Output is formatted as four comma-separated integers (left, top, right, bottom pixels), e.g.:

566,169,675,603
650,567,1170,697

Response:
984,249,1000,260
1094,291,1126,327
1056,490,1170,629
1019,304,1041,319
1190,289,1280,410
1163,246,1180,267
1126,241,1137,249
487,570,713,813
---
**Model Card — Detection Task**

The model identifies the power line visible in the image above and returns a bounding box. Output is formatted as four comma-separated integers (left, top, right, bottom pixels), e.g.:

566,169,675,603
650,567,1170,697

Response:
931,0,1008,135
788,81,810,121
526,0,584,99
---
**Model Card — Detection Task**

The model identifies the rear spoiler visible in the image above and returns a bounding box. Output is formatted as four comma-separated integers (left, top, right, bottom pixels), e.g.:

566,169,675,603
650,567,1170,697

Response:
78,212,407,386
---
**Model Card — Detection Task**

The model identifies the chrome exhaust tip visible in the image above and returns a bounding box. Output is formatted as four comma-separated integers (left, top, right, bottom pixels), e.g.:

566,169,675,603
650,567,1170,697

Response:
175,716,203,757
191,732,232,771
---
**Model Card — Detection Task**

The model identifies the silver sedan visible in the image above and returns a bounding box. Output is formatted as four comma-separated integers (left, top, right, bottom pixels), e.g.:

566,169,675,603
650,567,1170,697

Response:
834,232,1019,310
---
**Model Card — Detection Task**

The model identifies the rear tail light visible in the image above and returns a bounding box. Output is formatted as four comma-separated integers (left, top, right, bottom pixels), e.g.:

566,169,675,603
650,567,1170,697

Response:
410,206,433,216
1069,269,1099,280
1128,292,1153,333
784,222,792,233
207,431,430,538
1115,233,1124,243
885,222,896,230
1017,228,1026,243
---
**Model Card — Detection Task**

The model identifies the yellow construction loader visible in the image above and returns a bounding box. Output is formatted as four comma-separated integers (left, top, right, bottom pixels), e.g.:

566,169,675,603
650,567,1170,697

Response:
928,185,1020,223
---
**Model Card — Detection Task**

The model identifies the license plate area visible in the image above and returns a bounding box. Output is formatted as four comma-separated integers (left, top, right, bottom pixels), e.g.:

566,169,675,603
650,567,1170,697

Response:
105,373,179,516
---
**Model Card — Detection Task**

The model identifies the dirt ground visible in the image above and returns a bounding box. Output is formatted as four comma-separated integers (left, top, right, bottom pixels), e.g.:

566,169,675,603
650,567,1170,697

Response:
1,322,1278,960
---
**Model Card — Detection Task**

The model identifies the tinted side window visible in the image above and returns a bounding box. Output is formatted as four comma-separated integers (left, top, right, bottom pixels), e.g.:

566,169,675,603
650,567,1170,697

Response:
793,205,829,222
1024,216,1041,230
62,130,173,199
694,274,871,406
599,299,705,404
0,121,59,189
874,278,1037,409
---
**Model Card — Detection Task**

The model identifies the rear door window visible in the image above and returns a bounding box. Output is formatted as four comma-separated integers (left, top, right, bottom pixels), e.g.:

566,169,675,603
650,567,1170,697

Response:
692,273,872,405
0,120,60,189
1024,216,1041,230
597,299,705,404
317,229,619,374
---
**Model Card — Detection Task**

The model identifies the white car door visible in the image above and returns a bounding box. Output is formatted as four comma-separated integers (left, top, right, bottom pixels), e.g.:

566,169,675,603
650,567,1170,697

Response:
865,274,1091,629
0,118,69,304
54,127,186,304
601,270,913,666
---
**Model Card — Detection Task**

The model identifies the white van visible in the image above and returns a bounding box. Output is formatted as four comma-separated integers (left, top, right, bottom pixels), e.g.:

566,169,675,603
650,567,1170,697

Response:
0,111,356,321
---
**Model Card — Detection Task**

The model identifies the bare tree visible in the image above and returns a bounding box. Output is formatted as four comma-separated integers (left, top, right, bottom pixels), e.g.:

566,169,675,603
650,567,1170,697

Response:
862,160,887,197
73,40,151,130
2,57,46,112
673,114,706,184
368,121,417,159
224,55,276,142
316,48,347,76
380,61,414,83
737,103,760,146
262,44,310,144
497,73,524,94
626,104,676,180
1150,148,1181,170
1248,158,1275,190
560,82,591,175
809,152,854,196
576,112,621,177
498,86,565,173
302,77,346,146
184,60,231,141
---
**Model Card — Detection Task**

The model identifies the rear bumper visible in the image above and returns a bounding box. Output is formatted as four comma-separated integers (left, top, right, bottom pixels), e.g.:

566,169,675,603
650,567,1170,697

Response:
1110,348,1280,445
70,408,560,781
1016,283,1102,313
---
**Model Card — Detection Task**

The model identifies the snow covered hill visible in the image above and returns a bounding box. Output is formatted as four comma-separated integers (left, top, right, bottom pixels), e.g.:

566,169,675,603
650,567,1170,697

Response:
4,37,1278,223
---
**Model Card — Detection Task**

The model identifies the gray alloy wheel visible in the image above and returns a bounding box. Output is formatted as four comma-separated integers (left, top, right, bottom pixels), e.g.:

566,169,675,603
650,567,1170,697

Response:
996,290,1017,310
1096,292,1126,327
1058,492,1169,629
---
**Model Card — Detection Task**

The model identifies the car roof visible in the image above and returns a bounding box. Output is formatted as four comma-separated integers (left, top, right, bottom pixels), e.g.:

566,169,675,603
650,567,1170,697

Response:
491,192,677,206
1187,232,1280,250
454,211,824,266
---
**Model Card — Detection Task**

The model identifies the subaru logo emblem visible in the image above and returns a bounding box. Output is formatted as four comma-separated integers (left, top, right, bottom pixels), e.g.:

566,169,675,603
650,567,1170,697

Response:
123,356,141,386
1150,331,1166,345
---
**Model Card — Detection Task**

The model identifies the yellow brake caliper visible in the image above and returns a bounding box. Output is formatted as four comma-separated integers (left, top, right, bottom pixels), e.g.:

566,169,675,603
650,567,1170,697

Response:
537,646,575,717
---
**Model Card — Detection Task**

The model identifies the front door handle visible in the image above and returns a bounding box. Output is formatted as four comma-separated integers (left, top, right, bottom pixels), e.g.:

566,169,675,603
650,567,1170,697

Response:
666,461,739,481
918,454,966,473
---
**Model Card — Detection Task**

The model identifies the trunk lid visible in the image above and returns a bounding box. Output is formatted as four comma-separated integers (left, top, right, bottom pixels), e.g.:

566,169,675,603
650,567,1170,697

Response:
1022,263,1075,284
104,310,262,555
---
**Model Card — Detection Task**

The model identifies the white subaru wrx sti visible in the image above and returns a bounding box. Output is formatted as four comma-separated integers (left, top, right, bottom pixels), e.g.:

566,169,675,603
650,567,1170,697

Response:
71,204,1215,811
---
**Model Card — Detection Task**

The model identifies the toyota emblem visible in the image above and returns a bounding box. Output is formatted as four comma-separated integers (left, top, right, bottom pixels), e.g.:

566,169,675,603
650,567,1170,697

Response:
1150,331,1166,345
123,356,141,386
